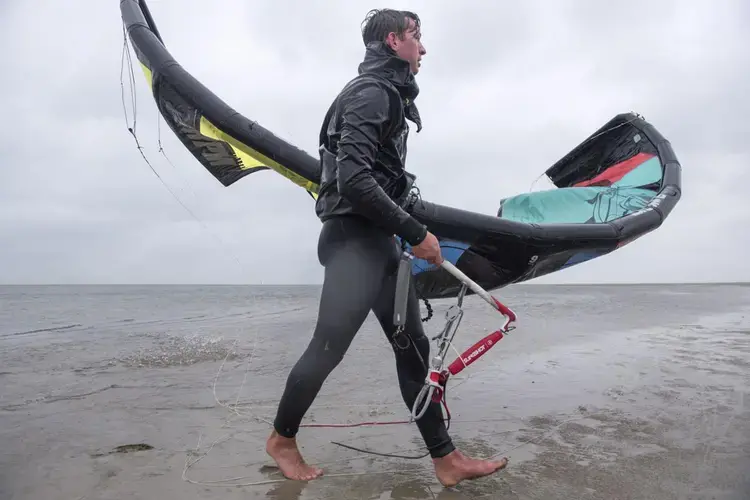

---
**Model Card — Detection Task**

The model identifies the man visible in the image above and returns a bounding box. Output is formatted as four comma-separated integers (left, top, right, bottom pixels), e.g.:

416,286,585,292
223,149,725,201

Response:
265,8,508,487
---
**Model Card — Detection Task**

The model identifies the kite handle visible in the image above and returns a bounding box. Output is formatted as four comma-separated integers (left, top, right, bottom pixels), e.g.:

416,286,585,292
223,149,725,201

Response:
439,260,517,331
404,252,518,422
447,329,505,377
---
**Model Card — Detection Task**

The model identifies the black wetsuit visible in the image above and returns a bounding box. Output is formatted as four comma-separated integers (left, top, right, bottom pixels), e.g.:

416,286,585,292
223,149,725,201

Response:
272,41,455,459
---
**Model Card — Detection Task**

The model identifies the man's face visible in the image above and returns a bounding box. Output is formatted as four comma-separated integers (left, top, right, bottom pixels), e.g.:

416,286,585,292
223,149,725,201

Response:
386,18,426,74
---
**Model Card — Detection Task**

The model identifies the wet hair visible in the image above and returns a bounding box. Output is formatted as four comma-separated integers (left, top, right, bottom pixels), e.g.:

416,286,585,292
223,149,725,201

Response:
360,8,420,46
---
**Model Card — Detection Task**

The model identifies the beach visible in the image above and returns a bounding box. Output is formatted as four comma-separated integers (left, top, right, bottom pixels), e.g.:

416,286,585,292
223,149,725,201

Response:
1,283,749,499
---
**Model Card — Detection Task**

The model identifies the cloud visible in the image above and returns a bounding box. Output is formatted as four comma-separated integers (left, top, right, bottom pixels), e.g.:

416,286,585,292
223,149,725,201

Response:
0,0,747,284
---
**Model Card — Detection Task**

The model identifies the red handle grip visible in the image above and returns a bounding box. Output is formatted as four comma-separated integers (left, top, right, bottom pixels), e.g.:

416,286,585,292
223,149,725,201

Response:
492,296,516,322
447,329,504,376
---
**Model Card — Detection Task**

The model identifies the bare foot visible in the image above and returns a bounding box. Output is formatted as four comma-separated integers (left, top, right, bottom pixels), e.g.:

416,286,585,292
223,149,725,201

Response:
265,430,323,481
433,450,508,487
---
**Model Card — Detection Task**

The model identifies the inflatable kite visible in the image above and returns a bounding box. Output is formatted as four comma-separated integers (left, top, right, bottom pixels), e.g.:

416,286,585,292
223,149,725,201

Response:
120,0,682,300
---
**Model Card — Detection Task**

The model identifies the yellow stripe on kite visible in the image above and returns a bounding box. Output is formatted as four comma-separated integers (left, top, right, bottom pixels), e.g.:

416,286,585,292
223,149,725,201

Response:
139,62,153,89
135,57,319,196
199,117,320,194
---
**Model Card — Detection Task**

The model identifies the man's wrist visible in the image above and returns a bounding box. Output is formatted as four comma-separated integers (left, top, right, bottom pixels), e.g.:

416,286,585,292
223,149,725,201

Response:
402,219,428,246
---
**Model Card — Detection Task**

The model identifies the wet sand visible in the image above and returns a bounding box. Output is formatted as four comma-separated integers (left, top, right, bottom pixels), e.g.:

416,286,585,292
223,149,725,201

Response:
1,284,749,499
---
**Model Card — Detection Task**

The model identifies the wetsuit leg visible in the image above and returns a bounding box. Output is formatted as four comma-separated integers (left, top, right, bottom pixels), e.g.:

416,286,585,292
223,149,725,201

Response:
371,250,456,459
272,217,396,438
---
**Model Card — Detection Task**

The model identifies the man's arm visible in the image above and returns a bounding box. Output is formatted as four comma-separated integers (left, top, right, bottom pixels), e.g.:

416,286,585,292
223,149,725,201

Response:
335,83,427,246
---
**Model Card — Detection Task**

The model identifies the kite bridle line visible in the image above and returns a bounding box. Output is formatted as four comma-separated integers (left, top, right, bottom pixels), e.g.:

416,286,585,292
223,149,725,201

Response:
394,251,518,421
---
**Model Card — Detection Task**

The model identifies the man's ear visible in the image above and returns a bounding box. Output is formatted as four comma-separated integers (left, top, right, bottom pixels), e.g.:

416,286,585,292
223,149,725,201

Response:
384,32,398,49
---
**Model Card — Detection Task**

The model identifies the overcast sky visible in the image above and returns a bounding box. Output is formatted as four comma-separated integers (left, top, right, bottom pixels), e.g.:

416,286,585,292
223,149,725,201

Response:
0,0,747,285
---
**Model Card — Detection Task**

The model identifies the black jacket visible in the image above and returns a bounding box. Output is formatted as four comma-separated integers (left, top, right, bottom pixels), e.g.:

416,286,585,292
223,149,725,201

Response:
315,41,427,246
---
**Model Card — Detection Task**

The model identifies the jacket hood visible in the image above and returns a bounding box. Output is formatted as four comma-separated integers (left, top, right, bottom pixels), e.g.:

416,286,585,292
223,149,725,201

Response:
358,41,422,131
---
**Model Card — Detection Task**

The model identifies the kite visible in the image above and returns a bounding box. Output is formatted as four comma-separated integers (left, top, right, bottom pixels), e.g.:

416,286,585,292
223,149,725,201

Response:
120,0,682,302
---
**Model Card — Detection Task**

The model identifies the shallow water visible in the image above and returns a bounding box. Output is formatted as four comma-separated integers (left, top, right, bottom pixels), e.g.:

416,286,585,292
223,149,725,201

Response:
1,283,749,499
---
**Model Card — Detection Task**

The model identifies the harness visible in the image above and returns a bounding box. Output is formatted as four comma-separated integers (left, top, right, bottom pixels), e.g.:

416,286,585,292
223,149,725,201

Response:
392,250,518,422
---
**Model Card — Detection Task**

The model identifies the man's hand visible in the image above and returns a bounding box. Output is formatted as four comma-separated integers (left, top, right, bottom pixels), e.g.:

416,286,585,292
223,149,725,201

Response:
412,231,443,265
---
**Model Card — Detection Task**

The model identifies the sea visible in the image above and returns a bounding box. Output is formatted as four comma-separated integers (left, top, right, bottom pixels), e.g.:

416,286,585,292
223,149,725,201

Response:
1,283,749,499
